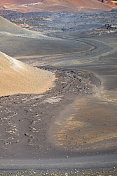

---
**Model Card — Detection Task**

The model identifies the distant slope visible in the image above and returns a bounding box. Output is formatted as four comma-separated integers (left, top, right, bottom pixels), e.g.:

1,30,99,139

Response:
0,0,112,12
0,51,55,96
0,16,49,39
0,16,32,34
0,16,31,35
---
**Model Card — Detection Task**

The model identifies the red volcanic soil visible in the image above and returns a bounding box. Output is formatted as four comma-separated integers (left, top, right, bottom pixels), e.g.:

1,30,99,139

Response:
0,0,112,12
0,0,39,3
104,0,117,8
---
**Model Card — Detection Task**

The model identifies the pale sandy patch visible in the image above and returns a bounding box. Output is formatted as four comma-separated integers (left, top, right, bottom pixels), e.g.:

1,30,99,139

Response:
43,96,63,104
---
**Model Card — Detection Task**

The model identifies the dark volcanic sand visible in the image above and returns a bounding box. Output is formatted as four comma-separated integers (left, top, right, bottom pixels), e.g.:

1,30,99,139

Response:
0,167,117,176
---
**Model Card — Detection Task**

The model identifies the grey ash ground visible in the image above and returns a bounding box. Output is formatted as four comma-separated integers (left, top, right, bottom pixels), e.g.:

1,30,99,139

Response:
0,67,100,159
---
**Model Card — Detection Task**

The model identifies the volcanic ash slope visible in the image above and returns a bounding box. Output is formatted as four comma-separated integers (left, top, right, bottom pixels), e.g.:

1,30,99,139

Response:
0,16,46,39
0,52,55,96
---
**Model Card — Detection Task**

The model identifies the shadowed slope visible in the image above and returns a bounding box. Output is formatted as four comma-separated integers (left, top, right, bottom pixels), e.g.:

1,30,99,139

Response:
0,16,31,35
0,52,55,96
0,16,47,39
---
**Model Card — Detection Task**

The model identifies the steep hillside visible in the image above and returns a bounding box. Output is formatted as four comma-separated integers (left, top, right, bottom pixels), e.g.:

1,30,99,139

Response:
0,51,55,96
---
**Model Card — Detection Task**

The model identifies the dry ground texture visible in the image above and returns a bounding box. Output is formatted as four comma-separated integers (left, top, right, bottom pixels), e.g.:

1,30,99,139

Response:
0,12,117,173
